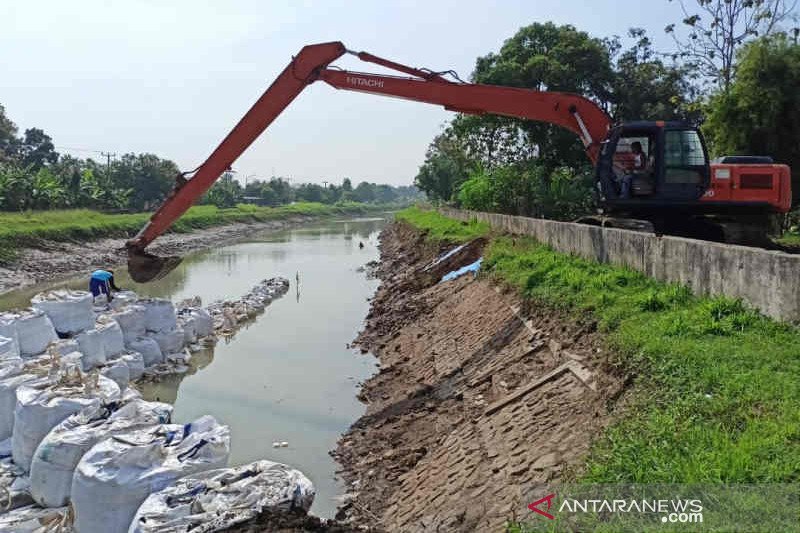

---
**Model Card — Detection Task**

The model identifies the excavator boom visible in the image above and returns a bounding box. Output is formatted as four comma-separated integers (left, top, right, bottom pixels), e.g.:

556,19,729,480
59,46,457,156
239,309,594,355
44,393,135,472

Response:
127,41,612,282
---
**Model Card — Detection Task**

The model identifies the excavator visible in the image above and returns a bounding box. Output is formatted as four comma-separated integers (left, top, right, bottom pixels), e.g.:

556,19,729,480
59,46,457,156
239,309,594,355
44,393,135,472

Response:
125,41,793,283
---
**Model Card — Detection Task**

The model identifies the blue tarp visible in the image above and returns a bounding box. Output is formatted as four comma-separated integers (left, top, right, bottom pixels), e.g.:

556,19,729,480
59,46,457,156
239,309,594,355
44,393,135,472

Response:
441,258,483,282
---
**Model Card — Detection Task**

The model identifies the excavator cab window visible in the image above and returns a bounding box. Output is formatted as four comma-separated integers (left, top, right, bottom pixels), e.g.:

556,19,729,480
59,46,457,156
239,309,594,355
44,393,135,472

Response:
598,122,710,207
664,129,706,184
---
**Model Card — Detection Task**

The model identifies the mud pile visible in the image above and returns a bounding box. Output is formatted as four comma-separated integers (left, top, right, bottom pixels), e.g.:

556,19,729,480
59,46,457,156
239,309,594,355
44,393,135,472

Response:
335,222,624,532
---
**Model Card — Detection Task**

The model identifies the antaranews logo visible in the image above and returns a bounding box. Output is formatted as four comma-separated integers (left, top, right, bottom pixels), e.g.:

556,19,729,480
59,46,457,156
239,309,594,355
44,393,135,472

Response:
528,493,704,525
528,493,556,520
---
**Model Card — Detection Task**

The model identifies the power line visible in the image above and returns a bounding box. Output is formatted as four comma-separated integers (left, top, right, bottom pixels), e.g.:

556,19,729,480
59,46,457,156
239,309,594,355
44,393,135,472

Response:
54,145,109,155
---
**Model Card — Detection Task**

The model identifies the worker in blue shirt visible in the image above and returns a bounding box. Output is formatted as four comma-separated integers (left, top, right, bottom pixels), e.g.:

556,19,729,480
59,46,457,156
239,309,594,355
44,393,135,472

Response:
89,269,122,302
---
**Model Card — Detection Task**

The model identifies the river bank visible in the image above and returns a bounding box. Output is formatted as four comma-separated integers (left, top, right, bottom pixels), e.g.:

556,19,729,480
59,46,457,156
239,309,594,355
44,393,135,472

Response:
339,208,800,532
334,221,622,531
0,204,390,296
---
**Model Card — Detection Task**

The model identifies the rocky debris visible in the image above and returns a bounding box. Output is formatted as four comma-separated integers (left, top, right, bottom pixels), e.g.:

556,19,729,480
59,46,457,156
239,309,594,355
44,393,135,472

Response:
336,221,623,531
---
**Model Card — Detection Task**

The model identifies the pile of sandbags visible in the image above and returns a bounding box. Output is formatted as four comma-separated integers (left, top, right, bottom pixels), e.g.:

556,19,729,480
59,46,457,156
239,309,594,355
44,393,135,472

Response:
72,415,230,533
11,372,121,472
31,290,94,336
129,460,315,532
29,398,172,508
205,277,289,334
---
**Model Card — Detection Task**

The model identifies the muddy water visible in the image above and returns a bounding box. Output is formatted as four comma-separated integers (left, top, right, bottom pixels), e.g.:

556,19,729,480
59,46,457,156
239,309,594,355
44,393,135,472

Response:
0,216,387,517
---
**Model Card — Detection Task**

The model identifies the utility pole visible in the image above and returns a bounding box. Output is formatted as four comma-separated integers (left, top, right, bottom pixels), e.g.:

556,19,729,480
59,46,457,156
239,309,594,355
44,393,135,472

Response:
100,151,116,174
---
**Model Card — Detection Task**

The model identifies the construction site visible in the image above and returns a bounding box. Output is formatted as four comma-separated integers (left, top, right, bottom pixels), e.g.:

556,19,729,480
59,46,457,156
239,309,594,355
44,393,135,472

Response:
1,1,800,532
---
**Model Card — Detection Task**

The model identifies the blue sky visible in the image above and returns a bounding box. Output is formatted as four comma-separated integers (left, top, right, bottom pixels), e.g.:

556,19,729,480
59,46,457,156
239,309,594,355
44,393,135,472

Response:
2,1,691,185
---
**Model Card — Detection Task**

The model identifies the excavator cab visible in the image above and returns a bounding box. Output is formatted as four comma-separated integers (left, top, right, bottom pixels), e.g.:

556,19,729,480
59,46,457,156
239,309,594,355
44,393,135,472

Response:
596,122,710,210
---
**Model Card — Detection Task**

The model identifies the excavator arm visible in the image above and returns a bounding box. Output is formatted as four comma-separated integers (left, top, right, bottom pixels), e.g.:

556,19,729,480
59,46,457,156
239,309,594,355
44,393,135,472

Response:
126,41,611,282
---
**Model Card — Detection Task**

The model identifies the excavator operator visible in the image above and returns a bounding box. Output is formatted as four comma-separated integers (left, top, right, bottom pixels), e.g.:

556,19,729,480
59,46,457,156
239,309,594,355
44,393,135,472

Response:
620,141,647,199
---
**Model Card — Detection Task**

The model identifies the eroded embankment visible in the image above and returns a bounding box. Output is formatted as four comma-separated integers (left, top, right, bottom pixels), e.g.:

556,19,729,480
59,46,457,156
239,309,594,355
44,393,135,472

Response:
334,223,624,532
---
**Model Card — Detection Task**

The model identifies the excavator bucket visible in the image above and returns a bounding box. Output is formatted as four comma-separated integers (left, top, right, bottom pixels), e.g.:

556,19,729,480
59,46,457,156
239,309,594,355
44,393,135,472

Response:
127,248,182,283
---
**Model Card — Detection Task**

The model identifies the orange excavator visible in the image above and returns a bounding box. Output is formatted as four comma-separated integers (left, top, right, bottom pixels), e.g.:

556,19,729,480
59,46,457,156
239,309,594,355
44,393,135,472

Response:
126,41,793,282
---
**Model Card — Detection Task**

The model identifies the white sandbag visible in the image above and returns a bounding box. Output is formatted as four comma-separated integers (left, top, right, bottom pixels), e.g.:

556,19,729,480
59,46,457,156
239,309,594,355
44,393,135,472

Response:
12,374,120,472
101,359,130,391
178,315,197,344
111,305,146,344
190,308,213,337
49,339,79,357
97,319,125,357
141,299,177,333
166,350,191,365
128,337,163,367
72,415,230,533
31,289,94,336
58,351,83,374
0,374,49,441
0,314,19,359
30,399,172,508
129,460,315,532
0,357,24,380
147,327,184,355
109,291,140,311
14,311,57,357
75,329,106,370
0,336,15,359
121,352,145,381
0,504,70,532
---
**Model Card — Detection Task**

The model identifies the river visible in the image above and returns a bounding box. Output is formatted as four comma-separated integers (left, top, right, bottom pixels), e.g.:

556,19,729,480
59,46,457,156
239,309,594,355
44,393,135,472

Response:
0,215,388,517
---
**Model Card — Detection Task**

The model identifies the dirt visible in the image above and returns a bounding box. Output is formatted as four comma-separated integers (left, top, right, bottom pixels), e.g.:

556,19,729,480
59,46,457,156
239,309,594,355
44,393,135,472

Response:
333,222,625,532
0,216,316,296
224,508,364,532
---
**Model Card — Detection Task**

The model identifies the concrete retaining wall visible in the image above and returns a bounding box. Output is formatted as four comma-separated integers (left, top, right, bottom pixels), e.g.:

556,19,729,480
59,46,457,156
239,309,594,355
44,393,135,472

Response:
438,207,800,323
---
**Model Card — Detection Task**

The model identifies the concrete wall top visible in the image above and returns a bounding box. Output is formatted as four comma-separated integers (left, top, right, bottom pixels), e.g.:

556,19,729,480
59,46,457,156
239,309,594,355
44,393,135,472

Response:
438,207,800,323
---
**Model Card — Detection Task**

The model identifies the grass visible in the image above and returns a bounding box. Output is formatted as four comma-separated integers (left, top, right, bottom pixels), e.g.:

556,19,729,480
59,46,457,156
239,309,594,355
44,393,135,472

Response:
775,232,800,247
395,206,490,242
399,207,800,484
0,202,386,263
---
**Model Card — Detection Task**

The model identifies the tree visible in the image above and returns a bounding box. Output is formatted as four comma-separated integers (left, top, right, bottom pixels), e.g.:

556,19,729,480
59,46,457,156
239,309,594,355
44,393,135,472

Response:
470,22,614,171
353,181,376,203
704,34,800,199
203,171,242,208
108,153,179,211
607,28,700,122
19,128,58,169
0,104,18,162
413,129,471,202
665,0,798,90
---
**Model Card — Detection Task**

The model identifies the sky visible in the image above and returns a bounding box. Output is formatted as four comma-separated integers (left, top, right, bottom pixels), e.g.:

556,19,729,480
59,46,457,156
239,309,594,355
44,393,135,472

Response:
1,0,690,186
